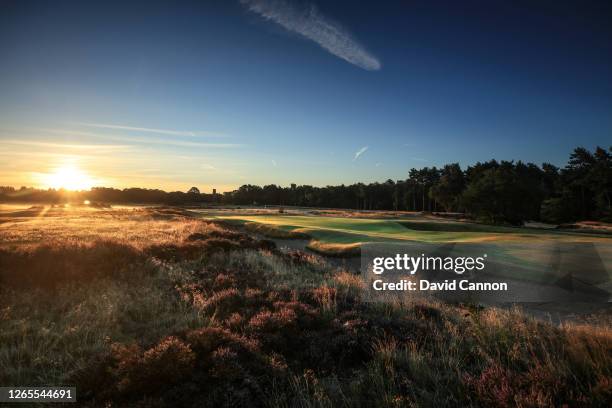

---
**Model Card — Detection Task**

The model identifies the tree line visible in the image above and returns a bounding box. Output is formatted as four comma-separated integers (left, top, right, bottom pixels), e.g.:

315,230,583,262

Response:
222,146,611,224
0,186,219,206
1,146,609,224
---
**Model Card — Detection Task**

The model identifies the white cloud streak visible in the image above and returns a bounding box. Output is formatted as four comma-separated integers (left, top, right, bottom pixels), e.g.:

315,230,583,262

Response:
241,0,381,71
201,164,218,171
353,146,368,161
39,129,243,149
2,139,131,151
74,123,226,137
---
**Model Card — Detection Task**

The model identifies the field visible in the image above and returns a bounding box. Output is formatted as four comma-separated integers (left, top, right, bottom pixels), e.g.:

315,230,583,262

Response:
207,211,612,305
206,211,612,246
0,205,611,406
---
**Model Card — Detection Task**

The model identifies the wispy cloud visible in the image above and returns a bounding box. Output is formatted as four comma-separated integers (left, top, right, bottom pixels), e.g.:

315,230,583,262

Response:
104,137,241,149
271,159,277,167
74,122,226,137
375,162,382,167
2,139,130,151
353,146,368,161
40,129,243,149
410,157,429,162
241,0,381,71
201,164,217,171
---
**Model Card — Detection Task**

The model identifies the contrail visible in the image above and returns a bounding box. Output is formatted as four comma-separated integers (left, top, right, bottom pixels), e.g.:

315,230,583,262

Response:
353,146,368,160
241,0,381,71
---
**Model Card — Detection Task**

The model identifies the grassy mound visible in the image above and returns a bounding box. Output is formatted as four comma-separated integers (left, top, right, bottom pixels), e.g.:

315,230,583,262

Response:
243,221,310,239
306,240,361,257
399,220,519,233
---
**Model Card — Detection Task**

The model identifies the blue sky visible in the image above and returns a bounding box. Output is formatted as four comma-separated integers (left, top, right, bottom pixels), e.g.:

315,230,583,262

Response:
1,0,611,191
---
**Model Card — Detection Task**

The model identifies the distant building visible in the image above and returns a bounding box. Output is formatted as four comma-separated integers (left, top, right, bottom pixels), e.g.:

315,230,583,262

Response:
212,188,217,195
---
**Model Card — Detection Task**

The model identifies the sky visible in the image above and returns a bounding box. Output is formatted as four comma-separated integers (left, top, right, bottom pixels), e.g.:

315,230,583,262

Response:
1,0,611,192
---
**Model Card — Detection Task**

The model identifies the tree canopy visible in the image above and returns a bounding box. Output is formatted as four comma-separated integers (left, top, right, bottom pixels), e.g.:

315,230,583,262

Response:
1,146,610,224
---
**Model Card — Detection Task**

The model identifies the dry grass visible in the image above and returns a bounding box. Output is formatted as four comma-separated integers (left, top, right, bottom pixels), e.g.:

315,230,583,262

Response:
0,207,610,407
0,206,222,250
306,240,361,257
559,220,612,235
243,221,310,240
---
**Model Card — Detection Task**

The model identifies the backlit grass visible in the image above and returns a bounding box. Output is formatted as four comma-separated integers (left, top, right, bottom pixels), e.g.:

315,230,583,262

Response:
0,207,610,406
214,214,611,244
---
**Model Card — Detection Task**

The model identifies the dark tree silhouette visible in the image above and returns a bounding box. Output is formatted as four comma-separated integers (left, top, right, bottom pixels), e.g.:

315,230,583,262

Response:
1,146,610,224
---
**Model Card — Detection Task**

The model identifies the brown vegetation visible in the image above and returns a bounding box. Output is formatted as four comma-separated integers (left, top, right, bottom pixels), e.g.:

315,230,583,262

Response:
306,240,361,257
0,207,610,407
243,221,310,239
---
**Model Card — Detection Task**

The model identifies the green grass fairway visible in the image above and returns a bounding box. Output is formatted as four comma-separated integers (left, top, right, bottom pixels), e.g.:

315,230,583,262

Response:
211,214,610,245
208,213,612,287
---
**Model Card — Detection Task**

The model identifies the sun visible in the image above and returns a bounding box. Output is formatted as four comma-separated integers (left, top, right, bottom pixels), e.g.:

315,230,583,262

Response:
45,164,95,191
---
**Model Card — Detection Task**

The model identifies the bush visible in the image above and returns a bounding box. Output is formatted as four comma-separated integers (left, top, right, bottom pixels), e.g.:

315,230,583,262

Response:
109,337,195,397
0,241,145,289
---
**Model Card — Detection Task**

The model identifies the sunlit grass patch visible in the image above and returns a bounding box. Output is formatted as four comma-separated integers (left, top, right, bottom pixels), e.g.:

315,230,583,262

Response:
215,213,612,246
243,221,310,239
306,240,361,257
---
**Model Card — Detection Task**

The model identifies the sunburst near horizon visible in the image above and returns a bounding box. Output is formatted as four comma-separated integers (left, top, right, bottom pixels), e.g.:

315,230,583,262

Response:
42,163,97,191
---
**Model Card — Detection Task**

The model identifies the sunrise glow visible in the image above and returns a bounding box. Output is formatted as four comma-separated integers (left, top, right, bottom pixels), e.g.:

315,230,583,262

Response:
44,164,95,191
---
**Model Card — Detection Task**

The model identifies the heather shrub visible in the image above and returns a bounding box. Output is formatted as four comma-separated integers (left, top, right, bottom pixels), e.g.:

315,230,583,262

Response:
0,241,145,289
249,308,298,333
186,327,259,357
187,230,244,242
108,337,195,397
147,239,241,262
187,230,276,253
212,272,237,290
201,288,244,318
147,243,207,262
3,212,610,407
